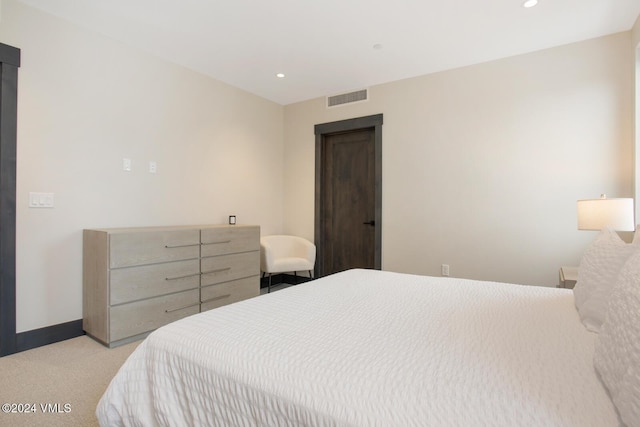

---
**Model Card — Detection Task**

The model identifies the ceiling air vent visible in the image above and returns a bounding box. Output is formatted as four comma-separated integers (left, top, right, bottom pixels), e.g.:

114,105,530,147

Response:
327,89,368,108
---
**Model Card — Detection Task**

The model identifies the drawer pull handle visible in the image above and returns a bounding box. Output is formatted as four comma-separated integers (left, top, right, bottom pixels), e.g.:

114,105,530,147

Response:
165,302,200,313
165,272,201,281
201,294,231,304
202,240,231,245
201,267,231,275
165,243,200,249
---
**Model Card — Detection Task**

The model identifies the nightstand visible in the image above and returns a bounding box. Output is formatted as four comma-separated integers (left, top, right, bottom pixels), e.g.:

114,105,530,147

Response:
559,266,578,289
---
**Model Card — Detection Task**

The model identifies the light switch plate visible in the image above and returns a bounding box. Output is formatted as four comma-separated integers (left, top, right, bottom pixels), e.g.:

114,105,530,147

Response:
29,192,54,208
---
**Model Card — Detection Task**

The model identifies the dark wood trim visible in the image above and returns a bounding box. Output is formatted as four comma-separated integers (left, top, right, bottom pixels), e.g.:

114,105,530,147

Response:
16,320,84,354
260,273,285,288
0,43,20,357
259,273,314,288
314,114,383,135
0,44,21,68
314,114,383,277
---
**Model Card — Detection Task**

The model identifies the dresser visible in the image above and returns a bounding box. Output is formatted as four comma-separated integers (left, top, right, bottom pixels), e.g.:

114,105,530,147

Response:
83,224,260,347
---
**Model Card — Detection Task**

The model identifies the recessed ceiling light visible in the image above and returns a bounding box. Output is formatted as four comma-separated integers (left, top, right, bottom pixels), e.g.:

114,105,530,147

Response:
276,73,285,78
523,0,538,7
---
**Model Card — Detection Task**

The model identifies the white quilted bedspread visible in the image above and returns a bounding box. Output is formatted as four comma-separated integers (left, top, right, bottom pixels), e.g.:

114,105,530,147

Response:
97,269,619,426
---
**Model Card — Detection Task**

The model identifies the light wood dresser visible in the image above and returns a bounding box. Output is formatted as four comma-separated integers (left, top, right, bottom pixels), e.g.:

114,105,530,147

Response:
83,224,260,347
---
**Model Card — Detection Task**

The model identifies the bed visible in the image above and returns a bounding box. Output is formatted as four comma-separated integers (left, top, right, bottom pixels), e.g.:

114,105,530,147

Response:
96,259,640,426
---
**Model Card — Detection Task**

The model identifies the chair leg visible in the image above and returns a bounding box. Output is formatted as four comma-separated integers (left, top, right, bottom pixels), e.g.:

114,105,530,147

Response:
268,274,272,293
294,271,298,285
308,270,313,279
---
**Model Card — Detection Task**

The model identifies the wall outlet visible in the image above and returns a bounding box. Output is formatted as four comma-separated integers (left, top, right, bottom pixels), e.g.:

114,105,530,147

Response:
441,264,450,276
123,158,132,172
149,161,157,173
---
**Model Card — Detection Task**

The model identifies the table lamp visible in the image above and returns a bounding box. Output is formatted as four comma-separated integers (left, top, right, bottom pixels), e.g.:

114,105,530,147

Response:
577,194,635,231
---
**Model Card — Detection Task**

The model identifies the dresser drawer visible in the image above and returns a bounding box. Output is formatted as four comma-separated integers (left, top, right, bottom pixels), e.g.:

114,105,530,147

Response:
201,276,259,312
84,224,260,347
201,251,259,286
110,259,201,305
109,229,200,268
201,226,259,257
110,289,200,342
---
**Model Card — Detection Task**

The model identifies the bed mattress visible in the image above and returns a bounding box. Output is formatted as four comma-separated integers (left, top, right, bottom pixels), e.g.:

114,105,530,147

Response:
96,269,619,426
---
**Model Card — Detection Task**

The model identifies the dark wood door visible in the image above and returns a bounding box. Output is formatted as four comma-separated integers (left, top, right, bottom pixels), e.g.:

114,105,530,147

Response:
320,129,376,274
315,114,382,277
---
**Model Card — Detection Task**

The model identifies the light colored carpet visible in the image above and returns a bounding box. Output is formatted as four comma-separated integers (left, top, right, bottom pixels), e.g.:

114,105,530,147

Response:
0,336,140,427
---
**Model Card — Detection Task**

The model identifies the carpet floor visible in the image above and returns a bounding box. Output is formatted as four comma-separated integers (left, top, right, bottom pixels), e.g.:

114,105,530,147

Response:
0,336,140,427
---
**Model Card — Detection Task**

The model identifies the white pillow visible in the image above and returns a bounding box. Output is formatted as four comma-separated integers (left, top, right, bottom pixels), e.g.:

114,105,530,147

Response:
594,251,640,427
573,228,638,332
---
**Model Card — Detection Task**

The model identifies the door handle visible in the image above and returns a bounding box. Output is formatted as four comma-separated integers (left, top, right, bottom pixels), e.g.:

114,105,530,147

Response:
362,220,375,226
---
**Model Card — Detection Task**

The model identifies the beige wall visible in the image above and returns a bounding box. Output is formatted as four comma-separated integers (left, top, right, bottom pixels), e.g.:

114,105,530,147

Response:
0,0,285,332
284,32,634,287
1,0,636,333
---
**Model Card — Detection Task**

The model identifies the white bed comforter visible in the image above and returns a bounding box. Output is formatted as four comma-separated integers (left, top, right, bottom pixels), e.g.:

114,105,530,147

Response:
97,269,619,426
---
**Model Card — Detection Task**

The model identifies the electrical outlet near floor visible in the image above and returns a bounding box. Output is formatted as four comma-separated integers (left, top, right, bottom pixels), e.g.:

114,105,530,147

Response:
441,264,450,276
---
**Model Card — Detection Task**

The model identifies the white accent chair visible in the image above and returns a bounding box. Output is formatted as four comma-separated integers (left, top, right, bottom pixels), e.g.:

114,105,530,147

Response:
260,235,316,293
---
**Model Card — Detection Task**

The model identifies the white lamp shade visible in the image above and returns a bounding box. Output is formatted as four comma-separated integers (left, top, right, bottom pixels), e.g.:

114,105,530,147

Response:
577,197,635,231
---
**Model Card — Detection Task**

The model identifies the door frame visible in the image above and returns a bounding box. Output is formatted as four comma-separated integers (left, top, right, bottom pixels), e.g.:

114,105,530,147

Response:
0,43,20,356
314,114,383,277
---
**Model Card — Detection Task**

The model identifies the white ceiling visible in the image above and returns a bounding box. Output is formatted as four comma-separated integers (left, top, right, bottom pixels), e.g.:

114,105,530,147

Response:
17,0,640,105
